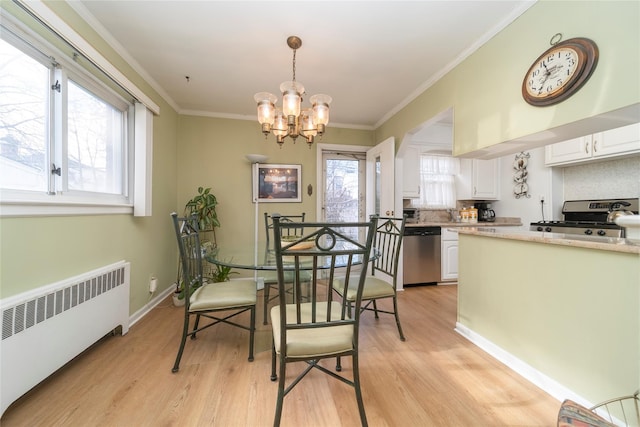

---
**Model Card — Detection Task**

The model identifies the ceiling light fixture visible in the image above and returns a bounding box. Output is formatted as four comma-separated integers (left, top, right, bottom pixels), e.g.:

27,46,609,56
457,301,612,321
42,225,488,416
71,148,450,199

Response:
254,36,332,148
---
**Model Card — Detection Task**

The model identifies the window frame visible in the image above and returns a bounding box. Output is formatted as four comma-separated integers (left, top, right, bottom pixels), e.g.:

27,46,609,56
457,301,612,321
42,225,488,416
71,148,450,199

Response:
0,9,143,217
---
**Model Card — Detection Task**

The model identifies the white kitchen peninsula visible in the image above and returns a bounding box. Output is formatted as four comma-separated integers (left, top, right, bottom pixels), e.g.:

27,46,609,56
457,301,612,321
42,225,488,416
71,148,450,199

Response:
455,227,639,407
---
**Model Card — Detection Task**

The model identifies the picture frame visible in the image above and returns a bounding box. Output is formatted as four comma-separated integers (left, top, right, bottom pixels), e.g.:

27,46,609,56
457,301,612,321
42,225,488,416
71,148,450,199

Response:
252,164,302,203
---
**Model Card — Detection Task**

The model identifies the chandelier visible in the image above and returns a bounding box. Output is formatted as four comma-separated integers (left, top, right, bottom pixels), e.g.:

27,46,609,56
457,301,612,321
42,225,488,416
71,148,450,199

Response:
254,36,332,147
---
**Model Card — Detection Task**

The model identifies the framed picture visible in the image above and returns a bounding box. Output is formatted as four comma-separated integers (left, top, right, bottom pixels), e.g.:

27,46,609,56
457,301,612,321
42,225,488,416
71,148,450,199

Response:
252,164,302,203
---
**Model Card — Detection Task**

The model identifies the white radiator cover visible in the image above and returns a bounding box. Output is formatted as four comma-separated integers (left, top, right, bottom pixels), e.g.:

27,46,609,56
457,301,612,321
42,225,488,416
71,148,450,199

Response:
0,261,130,416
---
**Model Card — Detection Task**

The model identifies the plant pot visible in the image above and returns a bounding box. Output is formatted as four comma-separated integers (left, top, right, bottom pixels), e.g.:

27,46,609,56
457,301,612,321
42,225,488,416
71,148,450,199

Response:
172,293,185,307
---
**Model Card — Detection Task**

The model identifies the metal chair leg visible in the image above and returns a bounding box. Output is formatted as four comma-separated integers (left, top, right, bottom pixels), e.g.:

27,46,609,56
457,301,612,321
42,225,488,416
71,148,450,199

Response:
191,314,201,339
372,300,379,319
172,310,191,373
270,340,278,381
263,284,271,325
393,296,406,341
352,353,368,427
273,356,286,427
248,306,256,361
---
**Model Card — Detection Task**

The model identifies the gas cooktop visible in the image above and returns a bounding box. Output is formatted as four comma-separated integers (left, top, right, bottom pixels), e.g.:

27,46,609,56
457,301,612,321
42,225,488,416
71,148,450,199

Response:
530,198,639,238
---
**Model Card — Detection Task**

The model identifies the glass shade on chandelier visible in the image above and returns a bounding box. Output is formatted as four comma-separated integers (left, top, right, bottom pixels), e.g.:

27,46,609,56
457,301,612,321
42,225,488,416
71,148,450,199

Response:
254,36,332,147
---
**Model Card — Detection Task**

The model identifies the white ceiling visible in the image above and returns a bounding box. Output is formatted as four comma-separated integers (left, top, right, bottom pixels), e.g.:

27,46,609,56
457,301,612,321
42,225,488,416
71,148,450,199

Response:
71,1,535,130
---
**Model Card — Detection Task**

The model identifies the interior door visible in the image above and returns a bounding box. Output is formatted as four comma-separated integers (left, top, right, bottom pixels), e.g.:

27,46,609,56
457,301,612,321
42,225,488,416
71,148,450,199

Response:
366,137,395,218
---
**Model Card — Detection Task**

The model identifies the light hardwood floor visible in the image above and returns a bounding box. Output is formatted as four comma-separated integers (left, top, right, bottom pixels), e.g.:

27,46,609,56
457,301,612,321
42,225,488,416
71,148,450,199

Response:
1,285,561,426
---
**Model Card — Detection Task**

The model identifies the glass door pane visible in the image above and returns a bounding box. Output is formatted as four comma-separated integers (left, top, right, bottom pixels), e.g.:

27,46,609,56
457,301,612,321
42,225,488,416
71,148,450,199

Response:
322,153,365,225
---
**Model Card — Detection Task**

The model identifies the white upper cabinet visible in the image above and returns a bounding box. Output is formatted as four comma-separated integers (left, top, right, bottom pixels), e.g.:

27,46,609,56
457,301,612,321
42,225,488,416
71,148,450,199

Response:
545,123,640,166
456,158,501,200
402,145,420,198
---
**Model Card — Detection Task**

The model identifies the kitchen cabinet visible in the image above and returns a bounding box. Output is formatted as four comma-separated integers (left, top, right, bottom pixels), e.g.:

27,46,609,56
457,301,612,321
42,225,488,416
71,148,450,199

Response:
456,158,500,200
440,228,458,282
402,145,420,198
545,122,640,166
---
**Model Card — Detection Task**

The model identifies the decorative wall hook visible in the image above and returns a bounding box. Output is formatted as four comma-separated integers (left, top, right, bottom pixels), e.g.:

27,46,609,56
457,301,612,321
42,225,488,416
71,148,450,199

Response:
513,152,531,199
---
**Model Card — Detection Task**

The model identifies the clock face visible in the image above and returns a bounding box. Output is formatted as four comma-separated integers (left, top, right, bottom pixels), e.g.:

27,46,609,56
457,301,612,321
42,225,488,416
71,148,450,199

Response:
524,47,580,99
522,38,598,107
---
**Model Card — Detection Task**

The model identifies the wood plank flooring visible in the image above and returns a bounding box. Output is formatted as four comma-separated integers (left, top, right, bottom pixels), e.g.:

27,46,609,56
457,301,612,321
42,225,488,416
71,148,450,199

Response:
1,285,561,426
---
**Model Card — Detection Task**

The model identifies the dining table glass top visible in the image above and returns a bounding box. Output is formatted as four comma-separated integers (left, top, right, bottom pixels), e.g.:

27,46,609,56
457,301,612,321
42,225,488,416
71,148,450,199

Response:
206,241,378,271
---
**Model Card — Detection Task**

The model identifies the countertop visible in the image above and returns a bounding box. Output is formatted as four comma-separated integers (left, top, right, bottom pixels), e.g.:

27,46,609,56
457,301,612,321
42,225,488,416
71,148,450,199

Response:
455,226,640,254
406,218,522,228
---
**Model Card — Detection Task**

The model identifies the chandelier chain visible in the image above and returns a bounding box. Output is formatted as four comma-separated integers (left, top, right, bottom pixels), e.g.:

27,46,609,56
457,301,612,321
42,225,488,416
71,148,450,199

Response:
292,48,296,83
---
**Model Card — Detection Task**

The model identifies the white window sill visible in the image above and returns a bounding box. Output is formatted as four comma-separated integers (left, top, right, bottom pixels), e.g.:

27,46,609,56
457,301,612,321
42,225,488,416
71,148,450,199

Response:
0,200,133,217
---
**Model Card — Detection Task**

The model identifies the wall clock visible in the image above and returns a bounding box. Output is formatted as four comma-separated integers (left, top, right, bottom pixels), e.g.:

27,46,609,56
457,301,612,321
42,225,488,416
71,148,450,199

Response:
522,35,598,107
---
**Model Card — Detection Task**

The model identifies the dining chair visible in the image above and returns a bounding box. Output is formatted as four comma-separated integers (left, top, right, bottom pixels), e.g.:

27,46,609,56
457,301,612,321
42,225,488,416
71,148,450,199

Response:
170,213,256,373
332,215,407,341
269,214,377,427
262,212,307,325
558,390,639,427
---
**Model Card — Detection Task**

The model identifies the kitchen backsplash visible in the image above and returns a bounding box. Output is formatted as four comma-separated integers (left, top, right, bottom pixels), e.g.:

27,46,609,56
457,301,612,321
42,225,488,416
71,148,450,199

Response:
563,156,640,200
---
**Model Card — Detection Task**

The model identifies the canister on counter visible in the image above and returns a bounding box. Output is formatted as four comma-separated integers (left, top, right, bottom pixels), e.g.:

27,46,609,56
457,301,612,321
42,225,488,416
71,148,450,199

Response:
461,207,470,222
469,207,478,223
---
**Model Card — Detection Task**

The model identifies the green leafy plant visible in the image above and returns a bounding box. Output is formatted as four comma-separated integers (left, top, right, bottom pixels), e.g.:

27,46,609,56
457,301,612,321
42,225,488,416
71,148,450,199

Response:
211,263,238,283
175,279,200,300
184,187,220,232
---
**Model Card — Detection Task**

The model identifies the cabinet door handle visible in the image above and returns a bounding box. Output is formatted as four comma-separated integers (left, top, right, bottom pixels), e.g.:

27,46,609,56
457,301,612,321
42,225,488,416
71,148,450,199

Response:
585,141,590,154
593,138,598,153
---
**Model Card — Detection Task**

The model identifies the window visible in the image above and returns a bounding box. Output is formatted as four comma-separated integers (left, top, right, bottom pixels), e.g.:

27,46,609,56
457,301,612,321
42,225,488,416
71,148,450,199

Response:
411,155,459,209
0,8,154,217
0,31,130,206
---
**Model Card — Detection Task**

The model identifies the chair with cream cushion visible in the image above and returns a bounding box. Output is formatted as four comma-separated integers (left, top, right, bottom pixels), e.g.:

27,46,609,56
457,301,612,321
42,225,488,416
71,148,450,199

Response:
332,216,407,341
170,212,256,373
269,215,377,427
262,212,307,325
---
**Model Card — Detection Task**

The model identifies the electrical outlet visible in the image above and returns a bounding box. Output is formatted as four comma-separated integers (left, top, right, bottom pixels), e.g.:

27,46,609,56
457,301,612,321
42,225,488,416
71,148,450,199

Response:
539,195,545,203
149,276,157,293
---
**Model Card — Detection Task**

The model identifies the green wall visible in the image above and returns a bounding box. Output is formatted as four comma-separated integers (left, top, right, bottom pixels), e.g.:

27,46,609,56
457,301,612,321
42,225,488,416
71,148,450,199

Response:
177,116,374,266
0,1,180,314
458,233,639,404
1,0,639,319
376,0,640,157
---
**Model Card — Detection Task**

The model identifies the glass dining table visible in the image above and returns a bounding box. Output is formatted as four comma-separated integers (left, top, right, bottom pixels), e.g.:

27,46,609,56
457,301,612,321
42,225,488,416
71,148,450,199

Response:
205,240,378,353
205,242,378,272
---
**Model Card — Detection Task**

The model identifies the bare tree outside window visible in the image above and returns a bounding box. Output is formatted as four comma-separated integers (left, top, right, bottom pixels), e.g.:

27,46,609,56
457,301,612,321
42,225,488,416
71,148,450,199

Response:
1,37,127,198
0,39,48,192
67,81,123,194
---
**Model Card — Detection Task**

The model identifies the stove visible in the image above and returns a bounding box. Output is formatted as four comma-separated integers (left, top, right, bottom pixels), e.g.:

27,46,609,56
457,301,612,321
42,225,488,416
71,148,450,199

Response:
530,198,639,238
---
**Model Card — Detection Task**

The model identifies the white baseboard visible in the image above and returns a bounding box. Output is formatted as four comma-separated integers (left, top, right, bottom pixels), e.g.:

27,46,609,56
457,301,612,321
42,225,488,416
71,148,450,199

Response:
454,322,594,408
129,286,174,327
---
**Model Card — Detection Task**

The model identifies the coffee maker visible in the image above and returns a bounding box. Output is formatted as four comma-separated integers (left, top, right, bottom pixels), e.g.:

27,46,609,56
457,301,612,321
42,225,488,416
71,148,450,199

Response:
474,202,496,222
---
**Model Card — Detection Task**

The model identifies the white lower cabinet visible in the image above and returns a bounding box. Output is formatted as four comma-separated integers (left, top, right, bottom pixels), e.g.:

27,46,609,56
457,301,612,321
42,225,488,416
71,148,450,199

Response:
440,228,458,282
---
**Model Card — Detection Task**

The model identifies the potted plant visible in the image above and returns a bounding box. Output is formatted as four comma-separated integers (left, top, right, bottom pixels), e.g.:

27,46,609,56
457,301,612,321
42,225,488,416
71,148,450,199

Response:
184,186,220,238
172,187,232,306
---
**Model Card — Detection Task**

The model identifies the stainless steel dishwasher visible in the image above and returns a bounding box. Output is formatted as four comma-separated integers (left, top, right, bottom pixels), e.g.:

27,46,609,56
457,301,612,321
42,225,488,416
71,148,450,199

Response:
403,226,441,285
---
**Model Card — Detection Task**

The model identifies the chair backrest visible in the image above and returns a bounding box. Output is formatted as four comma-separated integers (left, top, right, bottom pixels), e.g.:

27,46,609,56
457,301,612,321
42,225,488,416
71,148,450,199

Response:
171,212,203,307
370,215,406,286
264,212,306,246
590,390,640,426
272,215,377,349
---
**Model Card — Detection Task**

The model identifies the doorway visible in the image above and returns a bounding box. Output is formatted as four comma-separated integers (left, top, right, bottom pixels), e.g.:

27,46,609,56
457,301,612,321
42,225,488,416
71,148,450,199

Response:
320,150,366,223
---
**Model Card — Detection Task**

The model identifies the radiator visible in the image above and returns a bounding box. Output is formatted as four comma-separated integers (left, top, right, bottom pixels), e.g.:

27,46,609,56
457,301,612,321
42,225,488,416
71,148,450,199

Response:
0,261,130,416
